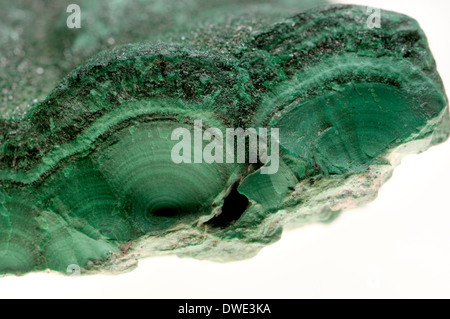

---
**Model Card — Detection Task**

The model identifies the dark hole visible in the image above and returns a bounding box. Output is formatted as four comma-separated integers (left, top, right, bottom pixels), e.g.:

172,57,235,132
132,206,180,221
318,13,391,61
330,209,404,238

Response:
206,185,249,227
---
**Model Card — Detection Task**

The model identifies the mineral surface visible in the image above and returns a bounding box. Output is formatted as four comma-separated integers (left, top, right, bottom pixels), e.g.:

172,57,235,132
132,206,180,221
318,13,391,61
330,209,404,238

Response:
0,1,448,275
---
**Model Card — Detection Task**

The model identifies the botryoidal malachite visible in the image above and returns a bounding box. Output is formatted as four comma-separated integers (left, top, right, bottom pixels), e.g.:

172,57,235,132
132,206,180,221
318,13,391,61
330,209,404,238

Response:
0,2,448,275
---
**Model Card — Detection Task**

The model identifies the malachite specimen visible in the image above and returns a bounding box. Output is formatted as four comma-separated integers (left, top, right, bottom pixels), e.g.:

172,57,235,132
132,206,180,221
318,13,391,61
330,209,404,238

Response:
0,1,449,275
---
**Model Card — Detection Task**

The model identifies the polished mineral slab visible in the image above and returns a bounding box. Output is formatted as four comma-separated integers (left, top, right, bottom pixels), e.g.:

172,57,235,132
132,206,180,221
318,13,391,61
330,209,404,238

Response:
0,2,448,275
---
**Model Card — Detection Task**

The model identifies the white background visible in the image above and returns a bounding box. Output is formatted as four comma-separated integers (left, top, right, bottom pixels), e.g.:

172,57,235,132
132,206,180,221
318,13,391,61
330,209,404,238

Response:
1,0,449,299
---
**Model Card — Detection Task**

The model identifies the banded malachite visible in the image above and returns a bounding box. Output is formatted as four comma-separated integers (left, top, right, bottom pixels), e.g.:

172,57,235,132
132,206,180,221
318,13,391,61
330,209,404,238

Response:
0,2,448,275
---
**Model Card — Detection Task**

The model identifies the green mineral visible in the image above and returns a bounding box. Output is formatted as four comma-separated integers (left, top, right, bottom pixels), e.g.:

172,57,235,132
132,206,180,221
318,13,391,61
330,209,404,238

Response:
0,1,448,275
